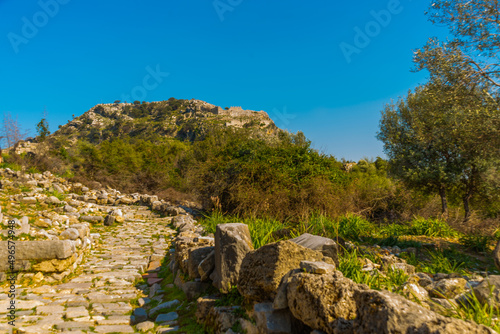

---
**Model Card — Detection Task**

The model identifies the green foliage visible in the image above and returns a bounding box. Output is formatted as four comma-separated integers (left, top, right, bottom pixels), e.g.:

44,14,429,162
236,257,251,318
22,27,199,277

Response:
452,287,500,332
335,215,374,241
417,248,470,274
459,234,492,253
36,118,50,141
338,248,408,292
407,217,459,238
199,211,287,249
190,128,348,221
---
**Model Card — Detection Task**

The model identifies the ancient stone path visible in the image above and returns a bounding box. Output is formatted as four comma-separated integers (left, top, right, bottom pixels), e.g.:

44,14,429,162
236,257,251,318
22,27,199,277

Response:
0,206,177,334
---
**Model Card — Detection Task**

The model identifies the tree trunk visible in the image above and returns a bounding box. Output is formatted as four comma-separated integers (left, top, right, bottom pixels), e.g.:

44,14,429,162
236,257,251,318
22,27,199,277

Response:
439,185,448,219
463,194,471,222
463,168,476,223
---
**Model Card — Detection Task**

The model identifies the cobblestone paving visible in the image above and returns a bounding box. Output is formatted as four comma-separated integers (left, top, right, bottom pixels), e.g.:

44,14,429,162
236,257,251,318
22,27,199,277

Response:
0,206,175,334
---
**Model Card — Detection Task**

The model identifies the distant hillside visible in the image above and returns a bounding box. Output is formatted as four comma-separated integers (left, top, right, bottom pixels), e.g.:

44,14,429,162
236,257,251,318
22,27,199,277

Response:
52,98,279,144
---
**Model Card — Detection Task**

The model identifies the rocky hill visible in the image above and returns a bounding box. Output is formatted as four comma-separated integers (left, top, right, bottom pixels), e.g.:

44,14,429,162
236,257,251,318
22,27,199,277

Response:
51,98,278,145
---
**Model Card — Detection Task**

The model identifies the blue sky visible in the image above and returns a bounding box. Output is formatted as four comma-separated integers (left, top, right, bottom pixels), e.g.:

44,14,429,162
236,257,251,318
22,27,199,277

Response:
0,0,448,161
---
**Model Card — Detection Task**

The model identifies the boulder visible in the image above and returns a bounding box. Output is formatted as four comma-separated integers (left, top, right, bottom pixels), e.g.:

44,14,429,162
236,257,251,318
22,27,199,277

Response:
286,271,367,334
289,233,340,265
238,240,333,302
353,289,496,334
213,223,254,293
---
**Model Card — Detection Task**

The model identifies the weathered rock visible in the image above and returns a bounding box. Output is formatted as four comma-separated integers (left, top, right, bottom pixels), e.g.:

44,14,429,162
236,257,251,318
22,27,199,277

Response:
196,296,219,324
133,308,148,324
156,312,179,323
45,196,62,205
286,270,366,334
80,215,104,223
187,246,214,279
464,275,500,309
69,224,90,239
254,302,292,334
136,321,155,332
21,196,37,204
32,254,77,272
60,228,80,240
414,272,433,287
148,299,180,318
401,281,429,302
175,236,214,276
213,223,254,293
273,269,301,310
198,250,215,281
240,318,260,334
426,298,458,313
0,240,75,260
104,215,115,226
238,240,334,302
353,289,496,334
64,205,77,213
33,218,51,228
290,233,339,265
389,262,416,275
299,261,335,275
182,281,211,300
172,214,196,228
204,306,240,334
431,277,467,298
